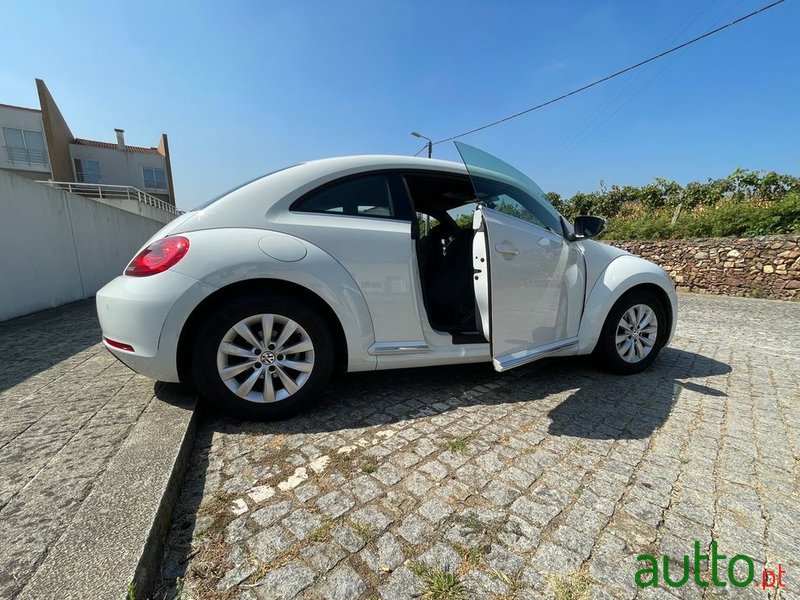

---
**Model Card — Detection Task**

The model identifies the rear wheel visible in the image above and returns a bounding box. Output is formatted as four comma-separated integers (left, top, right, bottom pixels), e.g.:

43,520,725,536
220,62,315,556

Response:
595,290,666,374
191,294,334,420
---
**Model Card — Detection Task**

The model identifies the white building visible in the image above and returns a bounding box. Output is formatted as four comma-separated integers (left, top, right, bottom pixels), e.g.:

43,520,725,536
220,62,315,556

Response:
0,79,176,206
0,102,50,181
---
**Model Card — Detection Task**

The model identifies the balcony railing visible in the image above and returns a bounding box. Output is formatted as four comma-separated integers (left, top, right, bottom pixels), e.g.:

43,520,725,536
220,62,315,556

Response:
38,181,181,215
2,145,49,167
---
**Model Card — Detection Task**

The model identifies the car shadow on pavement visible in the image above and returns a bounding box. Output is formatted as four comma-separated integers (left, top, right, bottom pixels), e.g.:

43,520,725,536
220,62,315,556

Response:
0,299,100,393
545,347,730,439
152,347,731,597
198,346,731,442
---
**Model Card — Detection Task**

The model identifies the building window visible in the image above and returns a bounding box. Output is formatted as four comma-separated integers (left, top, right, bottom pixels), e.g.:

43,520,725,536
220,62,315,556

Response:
2,127,48,166
74,159,101,183
142,166,167,190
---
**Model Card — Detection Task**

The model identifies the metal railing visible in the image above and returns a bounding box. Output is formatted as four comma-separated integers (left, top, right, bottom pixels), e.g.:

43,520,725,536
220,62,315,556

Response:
38,181,181,215
3,146,49,167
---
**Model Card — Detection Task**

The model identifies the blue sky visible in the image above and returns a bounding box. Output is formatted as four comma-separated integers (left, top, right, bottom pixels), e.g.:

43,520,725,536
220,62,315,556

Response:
2,1,798,210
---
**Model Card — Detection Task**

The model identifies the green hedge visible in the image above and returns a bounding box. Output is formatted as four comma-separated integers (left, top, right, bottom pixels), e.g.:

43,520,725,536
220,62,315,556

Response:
602,193,800,240
545,168,800,241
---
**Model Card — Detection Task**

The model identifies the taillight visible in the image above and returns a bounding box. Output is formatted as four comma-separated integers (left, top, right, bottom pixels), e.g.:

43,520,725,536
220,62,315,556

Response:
125,236,190,277
104,337,135,352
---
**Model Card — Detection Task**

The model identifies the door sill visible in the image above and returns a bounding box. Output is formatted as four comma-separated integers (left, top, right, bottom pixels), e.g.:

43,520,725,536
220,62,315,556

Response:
493,337,578,372
369,341,429,355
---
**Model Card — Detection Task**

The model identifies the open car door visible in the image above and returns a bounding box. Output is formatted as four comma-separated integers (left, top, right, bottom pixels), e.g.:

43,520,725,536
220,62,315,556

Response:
457,142,585,372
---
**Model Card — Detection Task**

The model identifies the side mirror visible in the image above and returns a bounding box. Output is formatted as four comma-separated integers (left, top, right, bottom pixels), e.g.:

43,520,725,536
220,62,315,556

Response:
569,215,606,240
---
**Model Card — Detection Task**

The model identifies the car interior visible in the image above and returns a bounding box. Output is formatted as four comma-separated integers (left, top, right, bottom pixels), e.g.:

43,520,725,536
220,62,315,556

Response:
404,172,487,343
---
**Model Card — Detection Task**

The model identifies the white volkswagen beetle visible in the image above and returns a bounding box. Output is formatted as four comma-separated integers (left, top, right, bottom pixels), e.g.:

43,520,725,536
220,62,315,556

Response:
96,143,677,419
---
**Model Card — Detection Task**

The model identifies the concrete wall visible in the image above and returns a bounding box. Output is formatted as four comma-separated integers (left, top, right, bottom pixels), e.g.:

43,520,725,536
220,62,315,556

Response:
610,235,800,301
0,170,165,321
87,194,175,224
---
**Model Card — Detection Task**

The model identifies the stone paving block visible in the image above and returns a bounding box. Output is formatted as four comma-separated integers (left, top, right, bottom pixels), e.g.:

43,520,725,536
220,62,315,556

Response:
417,498,453,524
246,526,295,562
316,490,355,519
348,474,382,503
401,471,434,497
418,459,449,481
318,564,365,600
377,565,424,600
283,508,322,540
350,505,392,533
252,561,315,599
372,463,402,486
331,525,367,553
300,540,347,573
361,532,405,572
155,294,800,599
396,513,431,545
418,541,461,572
250,500,293,528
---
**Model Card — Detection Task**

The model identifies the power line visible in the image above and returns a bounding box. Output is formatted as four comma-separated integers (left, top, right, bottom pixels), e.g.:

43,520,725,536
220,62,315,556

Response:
538,0,721,169
431,0,787,146
413,143,429,157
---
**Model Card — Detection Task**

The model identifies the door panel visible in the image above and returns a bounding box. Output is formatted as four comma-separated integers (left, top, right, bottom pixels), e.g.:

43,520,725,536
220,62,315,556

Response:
473,206,585,371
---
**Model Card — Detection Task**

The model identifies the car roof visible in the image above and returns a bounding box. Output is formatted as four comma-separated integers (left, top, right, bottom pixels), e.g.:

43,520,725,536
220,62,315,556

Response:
295,155,468,177
187,155,469,222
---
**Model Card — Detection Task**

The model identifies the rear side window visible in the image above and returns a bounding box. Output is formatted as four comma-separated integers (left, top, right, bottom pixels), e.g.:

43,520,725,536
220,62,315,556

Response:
294,174,395,218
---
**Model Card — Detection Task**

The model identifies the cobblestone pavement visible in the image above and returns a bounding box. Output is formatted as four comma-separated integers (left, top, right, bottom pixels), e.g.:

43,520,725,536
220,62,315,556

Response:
0,300,165,598
161,294,800,600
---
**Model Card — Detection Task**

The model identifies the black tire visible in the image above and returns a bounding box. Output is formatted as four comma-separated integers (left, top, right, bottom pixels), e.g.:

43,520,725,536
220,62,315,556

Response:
191,293,335,420
594,290,667,375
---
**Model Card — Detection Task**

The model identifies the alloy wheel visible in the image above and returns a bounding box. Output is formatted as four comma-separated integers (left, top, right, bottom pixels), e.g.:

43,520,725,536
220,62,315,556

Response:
216,313,315,403
615,303,658,363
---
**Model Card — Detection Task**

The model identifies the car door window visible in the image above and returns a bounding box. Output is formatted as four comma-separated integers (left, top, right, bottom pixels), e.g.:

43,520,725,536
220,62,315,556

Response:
483,187,552,232
294,174,396,219
455,141,564,235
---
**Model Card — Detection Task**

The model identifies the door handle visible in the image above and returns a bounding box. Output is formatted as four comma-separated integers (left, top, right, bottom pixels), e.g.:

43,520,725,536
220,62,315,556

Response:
494,243,519,256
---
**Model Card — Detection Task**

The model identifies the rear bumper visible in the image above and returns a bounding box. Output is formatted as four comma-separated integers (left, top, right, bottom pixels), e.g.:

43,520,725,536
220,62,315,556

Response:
96,270,214,382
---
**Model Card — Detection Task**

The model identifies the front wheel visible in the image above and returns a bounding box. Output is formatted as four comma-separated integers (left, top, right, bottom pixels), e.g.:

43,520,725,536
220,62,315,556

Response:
594,290,667,375
191,294,335,420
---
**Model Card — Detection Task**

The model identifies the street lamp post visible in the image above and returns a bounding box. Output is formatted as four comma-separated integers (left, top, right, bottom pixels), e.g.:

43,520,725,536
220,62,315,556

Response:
410,131,433,158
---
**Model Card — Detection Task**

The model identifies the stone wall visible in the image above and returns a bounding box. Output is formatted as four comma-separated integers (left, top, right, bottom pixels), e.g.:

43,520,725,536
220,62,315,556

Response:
607,235,800,301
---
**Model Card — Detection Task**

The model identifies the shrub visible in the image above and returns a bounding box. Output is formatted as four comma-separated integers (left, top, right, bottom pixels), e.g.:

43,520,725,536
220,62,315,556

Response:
602,193,800,240
556,168,800,221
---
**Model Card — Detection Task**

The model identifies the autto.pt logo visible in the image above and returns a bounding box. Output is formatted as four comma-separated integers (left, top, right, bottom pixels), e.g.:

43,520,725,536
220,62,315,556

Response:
635,541,787,590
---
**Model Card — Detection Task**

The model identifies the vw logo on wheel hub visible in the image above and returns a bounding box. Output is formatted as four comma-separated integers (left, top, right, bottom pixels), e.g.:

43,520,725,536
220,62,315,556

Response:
259,351,276,365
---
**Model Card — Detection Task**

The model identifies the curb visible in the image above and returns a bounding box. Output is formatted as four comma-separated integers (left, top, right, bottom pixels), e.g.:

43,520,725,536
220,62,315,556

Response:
19,385,197,600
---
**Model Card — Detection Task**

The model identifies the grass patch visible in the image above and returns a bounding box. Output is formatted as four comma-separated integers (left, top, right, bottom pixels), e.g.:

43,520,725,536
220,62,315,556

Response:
351,521,377,542
307,520,334,542
441,434,474,453
239,558,269,588
489,568,522,599
361,459,378,474
546,570,591,600
453,511,508,543
332,451,355,469
454,544,483,567
188,533,232,584
410,563,468,600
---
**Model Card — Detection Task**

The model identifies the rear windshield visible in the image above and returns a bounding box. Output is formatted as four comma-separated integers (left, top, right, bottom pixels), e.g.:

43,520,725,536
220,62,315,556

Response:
191,164,300,211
